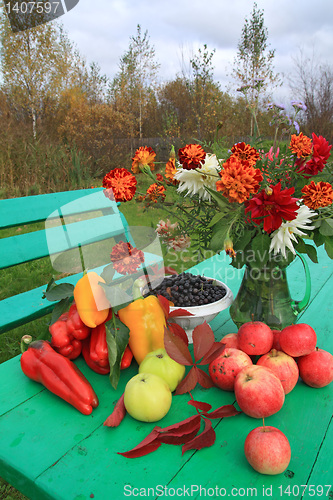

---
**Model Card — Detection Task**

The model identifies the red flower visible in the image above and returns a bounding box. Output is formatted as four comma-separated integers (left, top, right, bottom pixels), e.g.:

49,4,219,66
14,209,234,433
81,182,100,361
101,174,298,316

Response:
245,182,299,233
102,168,137,202
296,134,332,177
230,142,260,167
110,241,144,275
178,144,206,170
301,180,333,209
145,183,166,203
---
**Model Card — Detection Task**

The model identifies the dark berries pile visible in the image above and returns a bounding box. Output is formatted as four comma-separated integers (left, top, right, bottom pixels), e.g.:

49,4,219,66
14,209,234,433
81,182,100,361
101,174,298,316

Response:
145,272,227,307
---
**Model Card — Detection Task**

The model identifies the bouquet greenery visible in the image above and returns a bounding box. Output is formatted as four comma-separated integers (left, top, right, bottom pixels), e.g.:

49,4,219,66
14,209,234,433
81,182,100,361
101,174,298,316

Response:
102,105,333,271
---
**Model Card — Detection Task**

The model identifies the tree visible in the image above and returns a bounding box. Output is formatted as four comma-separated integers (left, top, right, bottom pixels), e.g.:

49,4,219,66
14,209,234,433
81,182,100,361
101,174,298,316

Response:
108,25,160,138
0,8,79,138
289,50,333,141
231,2,280,134
190,44,222,139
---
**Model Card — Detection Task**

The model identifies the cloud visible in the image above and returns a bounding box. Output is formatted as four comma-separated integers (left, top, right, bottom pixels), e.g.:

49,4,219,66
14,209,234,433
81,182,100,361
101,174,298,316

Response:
61,0,333,102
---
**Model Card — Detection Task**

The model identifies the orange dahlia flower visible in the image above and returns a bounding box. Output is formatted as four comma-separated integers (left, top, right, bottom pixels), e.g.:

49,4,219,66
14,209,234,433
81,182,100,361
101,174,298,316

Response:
216,157,263,203
132,146,156,173
178,144,206,170
289,133,312,158
102,168,137,202
301,181,333,209
230,142,260,167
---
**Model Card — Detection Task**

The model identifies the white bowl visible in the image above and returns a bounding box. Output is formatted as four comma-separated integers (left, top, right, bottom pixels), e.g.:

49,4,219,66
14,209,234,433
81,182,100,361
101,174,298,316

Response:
142,276,233,343
169,278,233,342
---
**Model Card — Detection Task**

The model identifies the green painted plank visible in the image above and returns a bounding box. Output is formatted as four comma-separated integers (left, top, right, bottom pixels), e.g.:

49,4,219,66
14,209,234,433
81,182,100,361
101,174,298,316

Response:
34,384,236,500
0,213,125,269
0,250,163,333
0,357,138,499
0,188,112,228
0,272,83,334
305,418,333,499
0,356,44,416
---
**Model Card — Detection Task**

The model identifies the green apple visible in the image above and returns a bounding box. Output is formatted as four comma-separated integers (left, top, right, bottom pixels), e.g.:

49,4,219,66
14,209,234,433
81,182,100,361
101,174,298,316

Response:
139,348,185,392
124,372,172,422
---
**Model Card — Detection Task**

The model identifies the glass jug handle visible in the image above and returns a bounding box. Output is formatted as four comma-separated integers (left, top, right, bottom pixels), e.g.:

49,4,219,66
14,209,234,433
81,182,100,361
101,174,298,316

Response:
291,252,311,314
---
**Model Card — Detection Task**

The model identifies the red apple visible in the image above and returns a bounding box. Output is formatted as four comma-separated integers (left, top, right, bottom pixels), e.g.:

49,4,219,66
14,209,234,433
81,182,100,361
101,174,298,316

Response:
220,333,238,350
257,349,299,394
237,321,273,355
272,330,282,351
279,323,317,357
298,348,333,388
244,426,291,475
209,347,253,391
234,365,285,418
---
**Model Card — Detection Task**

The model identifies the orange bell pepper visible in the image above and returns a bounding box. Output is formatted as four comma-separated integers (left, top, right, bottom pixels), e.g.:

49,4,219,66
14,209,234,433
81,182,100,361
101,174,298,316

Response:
118,295,166,365
73,272,110,328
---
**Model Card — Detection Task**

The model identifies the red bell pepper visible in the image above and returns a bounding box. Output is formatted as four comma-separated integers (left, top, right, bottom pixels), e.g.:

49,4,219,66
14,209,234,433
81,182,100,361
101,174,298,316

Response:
49,303,90,359
81,337,110,375
20,340,99,415
120,345,133,369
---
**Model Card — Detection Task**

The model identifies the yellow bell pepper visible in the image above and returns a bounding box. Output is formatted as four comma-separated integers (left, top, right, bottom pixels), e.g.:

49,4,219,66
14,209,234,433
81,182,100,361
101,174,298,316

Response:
74,272,110,328
118,295,166,365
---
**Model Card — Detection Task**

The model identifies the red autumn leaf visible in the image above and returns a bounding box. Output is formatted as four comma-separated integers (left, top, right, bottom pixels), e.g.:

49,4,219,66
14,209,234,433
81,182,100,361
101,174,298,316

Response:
175,366,198,395
157,294,170,317
182,418,216,455
169,308,194,318
194,365,215,389
199,342,226,365
164,266,178,275
192,322,215,362
188,399,212,413
203,404,242,420
103,394,126,427
117,428,161,459
164,328,193,366
157,415,201,445
167,323,189,346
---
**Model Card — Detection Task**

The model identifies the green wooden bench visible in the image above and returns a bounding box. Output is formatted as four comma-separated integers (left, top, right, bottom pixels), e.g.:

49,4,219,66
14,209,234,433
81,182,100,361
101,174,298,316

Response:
0,188,138,335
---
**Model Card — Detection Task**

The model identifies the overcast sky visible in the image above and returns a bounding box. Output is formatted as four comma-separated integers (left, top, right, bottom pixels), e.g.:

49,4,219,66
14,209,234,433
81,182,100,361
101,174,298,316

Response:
60,0,333,103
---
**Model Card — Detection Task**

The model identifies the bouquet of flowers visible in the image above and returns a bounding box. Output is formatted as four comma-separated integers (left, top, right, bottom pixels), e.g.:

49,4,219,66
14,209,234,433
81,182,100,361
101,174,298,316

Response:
102,115,333,272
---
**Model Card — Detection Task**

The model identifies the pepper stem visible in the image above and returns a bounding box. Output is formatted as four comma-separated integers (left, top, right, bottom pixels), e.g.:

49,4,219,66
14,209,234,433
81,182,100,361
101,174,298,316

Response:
20,335,33,353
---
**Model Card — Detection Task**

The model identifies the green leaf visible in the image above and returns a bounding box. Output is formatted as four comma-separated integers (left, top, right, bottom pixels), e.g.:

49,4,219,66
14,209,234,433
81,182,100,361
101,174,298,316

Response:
99,281,133,309
209,226,229,252
234,230,254,251
105,316,130,390
324,236,333,259
313,230,325,247
303,244,318,263
49,297,71,325
319,219,333,236
100,264,116,284
207,211,225,228
205,187,229,211
296,240,318,263
42,280,74,302
247,233,271,267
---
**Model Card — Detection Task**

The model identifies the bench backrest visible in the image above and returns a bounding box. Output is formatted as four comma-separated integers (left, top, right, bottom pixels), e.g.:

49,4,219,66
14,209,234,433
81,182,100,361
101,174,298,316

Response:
0,188,133,334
